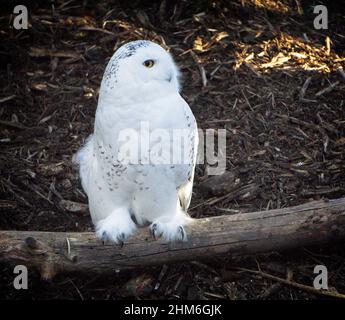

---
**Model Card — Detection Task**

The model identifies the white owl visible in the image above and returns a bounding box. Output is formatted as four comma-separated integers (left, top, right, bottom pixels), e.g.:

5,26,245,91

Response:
74,40,198,244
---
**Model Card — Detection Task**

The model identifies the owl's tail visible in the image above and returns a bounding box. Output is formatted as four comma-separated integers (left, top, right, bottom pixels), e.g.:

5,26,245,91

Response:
73,134,94,195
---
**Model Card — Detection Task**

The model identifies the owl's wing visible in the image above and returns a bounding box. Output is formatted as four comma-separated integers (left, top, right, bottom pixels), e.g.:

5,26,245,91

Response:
178,180,193,211
177,123,199,211
73,134,94,195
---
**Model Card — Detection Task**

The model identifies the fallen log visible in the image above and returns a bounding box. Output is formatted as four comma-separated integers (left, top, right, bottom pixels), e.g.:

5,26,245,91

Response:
1,197,345,279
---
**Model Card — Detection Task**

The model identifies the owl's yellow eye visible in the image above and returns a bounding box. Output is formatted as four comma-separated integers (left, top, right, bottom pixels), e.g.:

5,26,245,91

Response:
143,59,155,68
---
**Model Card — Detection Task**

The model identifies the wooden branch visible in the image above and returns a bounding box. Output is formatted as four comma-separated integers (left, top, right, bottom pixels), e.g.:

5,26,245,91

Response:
234,267,345,299
1,198,345,279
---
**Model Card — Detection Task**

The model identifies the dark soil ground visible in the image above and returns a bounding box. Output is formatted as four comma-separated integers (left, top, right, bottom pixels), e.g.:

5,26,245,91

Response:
0,0,344,299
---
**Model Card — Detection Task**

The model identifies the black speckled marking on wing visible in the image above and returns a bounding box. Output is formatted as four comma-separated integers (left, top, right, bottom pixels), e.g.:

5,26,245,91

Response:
103,40,151,88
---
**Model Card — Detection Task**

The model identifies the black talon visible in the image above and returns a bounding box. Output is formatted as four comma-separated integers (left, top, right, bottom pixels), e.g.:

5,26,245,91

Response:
151,223,158,240
178,226,186,241
101,231,108,244
118,233,126,248
118,239,124,248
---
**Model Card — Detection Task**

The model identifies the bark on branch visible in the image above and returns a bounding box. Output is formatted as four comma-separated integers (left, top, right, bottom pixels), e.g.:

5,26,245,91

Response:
1,198,345,279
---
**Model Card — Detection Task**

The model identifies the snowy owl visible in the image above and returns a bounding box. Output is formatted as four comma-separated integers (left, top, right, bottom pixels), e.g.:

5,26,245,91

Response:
74,40,198,244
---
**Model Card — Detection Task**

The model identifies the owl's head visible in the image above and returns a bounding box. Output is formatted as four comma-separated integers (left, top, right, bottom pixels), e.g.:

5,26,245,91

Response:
101,40,180,97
